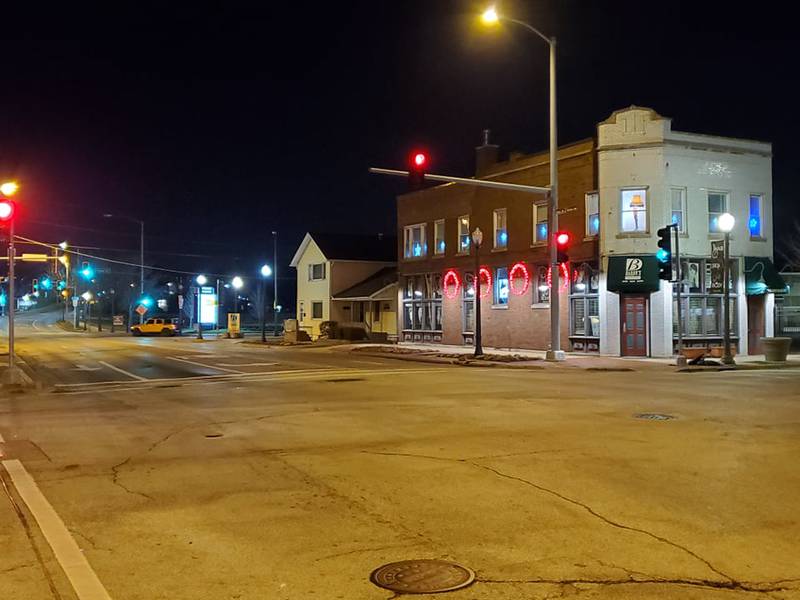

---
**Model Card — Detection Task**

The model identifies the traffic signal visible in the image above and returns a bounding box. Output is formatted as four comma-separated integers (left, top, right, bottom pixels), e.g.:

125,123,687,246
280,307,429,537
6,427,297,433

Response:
40,277,52,290
80,262,94,280
408,151,428,190
656,226,672,280
0,198,16,225
32,278,39,292
555,231,571,264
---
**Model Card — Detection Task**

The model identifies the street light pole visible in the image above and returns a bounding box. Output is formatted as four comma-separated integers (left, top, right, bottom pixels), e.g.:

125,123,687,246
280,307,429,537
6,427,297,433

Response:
272,231,278,338
719,212,735,365
472,227,483,357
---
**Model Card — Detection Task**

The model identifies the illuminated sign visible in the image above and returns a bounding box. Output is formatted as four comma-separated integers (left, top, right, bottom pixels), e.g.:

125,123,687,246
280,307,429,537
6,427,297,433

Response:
199,292,218,325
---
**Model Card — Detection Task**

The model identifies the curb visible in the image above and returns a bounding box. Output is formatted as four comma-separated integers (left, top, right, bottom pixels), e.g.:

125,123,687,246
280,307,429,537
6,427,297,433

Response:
351,351,546,370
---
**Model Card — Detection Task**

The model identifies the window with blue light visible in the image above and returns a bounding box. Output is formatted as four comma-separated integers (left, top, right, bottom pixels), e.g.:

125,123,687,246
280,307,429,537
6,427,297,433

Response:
707,191,727,233
403,223,427,259
494,267,509,306
670,188,686,233
749,194,763,238
585,192,599,237
434,219,446,255
534,204,548,243
493,208,508,249
458,216,470,253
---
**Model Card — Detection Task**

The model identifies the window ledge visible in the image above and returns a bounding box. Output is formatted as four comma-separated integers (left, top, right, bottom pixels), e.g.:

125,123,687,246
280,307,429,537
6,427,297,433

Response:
402,256,429,261
531,303,550,309
530,242,548,249
432,254,446,259
491,304,509,310
749,236,768,242
583,235,598,242
455,251,471,257
491,247,508,253
615,232,650,239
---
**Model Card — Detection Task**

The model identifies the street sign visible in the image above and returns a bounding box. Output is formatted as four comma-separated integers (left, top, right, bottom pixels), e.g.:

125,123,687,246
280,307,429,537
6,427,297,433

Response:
20,253,48,262
709,240,724,293
135,304,148,316
227,313,241,337
72,296,79,307
112,314,124,326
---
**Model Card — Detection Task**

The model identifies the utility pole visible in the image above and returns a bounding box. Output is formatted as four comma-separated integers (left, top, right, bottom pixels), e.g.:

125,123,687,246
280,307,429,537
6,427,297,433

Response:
673,224,685,366
272,231,278,337
7,220,15,373
472,227,483,357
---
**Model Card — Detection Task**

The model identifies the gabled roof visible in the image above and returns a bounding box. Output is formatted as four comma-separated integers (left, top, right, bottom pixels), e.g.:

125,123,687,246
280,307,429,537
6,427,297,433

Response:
290,232,396,267
332,266,398,300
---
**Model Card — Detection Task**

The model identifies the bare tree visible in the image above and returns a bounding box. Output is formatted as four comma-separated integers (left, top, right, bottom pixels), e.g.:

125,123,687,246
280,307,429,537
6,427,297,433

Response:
776,220,800,270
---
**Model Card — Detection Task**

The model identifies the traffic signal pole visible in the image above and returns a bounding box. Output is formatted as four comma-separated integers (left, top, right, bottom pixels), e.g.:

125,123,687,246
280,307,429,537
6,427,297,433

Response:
7,221,15,374
368,168,550,195
673,224,685,366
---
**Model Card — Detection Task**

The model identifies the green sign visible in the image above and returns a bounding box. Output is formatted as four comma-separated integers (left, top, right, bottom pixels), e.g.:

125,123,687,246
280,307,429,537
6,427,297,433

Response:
607,256,661,293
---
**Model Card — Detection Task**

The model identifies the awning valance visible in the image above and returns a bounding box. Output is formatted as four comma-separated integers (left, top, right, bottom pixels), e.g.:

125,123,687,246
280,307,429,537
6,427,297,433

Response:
606,255,661,293
744,257,787,295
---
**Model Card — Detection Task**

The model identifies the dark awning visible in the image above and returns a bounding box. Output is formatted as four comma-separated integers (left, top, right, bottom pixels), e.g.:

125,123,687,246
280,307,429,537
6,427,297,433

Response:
607,255,661,293
744,257,787,295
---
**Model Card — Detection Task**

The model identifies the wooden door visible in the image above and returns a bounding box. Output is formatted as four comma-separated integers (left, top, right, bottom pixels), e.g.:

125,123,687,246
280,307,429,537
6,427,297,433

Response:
621,296,648,356
747,295,765,355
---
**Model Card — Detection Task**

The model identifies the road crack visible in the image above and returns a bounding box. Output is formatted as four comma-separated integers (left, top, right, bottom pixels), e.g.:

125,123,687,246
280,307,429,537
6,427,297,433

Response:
478,577,797,594
110,457,153,500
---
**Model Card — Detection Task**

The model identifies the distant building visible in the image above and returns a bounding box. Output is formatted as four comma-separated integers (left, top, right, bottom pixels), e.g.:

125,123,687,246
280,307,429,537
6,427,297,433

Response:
290,232,397,340
396,106,786,356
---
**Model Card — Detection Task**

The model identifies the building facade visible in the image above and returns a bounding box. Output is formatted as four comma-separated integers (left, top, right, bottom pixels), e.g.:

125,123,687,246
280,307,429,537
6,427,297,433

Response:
290,232,397,339
396,106,785,356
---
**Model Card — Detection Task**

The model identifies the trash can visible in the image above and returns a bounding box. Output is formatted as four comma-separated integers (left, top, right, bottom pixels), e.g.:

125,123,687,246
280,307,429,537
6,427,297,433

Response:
761,337,791,362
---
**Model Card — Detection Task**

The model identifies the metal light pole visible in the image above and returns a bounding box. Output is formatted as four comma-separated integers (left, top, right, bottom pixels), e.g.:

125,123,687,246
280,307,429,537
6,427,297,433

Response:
260,264,272,343
272,231,278,338
196,274,207,340
472,227,484,357
482,7,562,360
719,213,736,365
7,220,16,372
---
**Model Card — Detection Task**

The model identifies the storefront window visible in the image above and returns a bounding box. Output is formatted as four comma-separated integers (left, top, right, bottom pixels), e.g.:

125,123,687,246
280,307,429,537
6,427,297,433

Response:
494,267,509,306
674,258,737,340
402,274,442,334
463,272,475,333
570,263,600,342
535,266,549,304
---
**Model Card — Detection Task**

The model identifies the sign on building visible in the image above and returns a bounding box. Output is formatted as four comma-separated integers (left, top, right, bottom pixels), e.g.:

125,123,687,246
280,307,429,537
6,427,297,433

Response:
709,240,725,293
113,314,125,326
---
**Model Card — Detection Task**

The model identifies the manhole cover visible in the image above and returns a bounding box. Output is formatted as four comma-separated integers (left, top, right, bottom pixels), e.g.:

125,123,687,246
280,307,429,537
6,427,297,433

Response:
634,413,676,421
370,559,475,594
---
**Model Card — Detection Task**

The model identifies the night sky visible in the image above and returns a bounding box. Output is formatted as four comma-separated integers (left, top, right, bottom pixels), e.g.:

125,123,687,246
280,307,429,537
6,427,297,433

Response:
1,0,798,285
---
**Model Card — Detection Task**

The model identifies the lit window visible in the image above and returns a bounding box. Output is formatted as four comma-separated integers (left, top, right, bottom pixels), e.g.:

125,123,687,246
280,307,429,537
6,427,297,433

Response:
620,188,647,233
434,219,445,255
493,208,507,249
707,191,728,233
458,216,470,253
670,188,686,233
535,266,549,304
403,223,427,259
585,192,599,237
494,267,509,305
534,204,548,243
749,194,763,238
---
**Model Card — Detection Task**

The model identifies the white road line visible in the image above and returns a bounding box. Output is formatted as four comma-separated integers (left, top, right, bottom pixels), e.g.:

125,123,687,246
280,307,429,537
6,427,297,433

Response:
0,433,5,443
166,356,243,373
98,361,147,381
2,459,113,600
217,362,279,367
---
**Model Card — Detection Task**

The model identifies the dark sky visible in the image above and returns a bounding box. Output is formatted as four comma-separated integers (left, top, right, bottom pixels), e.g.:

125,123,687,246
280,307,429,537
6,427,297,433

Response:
1,0,798,281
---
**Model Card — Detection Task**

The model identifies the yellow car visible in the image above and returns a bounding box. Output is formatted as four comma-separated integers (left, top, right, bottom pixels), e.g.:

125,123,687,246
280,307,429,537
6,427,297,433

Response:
131,318,180,336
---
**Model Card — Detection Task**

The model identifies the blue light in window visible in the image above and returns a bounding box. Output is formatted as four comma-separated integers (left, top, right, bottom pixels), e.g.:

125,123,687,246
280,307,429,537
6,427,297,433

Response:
671,214,678,224
438,240,445,252
749,217,759,234
591,216,600,235
499,230,507,245
413,243,422,257
710,216,719,231
538,224,547,240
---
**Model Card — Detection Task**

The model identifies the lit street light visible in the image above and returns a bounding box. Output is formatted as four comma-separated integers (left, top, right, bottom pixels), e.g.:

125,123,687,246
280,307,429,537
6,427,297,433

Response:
195,274,207,339
471,227,483,357
0,181,19,197
260,264,273,342
196,274,208,286
232,276,243,289
718,212,736,365
481,6,563,361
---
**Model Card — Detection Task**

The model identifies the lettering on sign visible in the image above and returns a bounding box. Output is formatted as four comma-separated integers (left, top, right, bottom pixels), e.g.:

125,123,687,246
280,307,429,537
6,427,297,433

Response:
624,258,643,283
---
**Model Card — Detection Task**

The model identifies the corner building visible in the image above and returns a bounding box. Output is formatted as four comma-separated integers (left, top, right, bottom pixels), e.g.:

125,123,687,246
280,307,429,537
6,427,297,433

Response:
397,106,784,356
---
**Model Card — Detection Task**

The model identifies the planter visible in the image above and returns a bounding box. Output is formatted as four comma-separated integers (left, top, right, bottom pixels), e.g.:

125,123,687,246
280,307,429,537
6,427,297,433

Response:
760,337,791,362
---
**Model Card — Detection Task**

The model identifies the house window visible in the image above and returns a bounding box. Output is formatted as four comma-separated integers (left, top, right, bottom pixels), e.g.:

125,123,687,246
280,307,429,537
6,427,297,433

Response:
308,263,326,281
434,219,446,255
707,191,728,233
533,204,548,243
570,263,600,340
462,272,475,333
493,208,508,249
403,223,427,259
299,301,306,321
749,194,763,238
534,266,549,304
311,302,323,319
670,188,687,233
494,267,509,306
585,192,599,237
458,216,470,253
620,188,647,233
401,274,442,334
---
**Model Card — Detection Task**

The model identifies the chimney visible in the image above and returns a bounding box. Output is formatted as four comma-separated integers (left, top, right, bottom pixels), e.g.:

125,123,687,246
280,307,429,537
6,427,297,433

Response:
475,129,499,177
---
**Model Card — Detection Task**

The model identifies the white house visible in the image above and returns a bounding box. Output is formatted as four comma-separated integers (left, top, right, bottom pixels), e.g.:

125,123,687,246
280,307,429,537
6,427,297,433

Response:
290,232,397,340
597,106,785,357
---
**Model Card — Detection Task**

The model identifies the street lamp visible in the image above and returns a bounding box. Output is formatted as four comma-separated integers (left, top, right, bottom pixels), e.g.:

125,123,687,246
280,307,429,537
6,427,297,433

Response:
103,213,145,322
718,212,736,365
260,264,273,342
195,274,207,339
481,6,563,361
472,227,484,357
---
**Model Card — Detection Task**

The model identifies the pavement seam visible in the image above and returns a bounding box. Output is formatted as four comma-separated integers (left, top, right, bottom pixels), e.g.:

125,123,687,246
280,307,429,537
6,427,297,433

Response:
477,577,797,594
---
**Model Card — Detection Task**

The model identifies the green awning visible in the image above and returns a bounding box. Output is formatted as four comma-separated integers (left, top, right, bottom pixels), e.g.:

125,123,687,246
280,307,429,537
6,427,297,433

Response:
607,255,661,293
744,257,787,295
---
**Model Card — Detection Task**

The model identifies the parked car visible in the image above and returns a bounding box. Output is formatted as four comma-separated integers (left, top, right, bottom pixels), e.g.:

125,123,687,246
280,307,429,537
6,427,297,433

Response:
131,318,180,336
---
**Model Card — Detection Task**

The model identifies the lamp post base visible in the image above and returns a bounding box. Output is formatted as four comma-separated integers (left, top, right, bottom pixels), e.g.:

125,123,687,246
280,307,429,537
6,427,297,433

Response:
545,350,566,362
721,354,736,366
676,355,688,367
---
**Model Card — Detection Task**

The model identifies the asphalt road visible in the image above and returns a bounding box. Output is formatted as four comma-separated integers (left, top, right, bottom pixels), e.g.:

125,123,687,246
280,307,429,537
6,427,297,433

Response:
1,309,799,600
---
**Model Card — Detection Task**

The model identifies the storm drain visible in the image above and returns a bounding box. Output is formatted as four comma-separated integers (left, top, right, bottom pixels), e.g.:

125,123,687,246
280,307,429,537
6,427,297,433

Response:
370,559,475,594
634,413,676,421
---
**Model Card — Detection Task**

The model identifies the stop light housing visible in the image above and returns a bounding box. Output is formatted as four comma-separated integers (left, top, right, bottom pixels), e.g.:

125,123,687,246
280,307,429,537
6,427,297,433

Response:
408,151,428,190
0,198,16,224
555,231,571,264
656,226,672,280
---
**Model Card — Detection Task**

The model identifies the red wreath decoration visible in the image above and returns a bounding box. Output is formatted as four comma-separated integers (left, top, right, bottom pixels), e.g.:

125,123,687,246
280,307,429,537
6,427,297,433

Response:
509,262,530,296
546,263,570,289
443,269,460,299
478,266,492,298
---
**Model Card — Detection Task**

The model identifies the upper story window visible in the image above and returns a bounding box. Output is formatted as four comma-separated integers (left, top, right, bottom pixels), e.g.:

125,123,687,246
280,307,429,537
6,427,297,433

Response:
707,191,728,233
308,263,326,281
434,219,445,255
749,194,764,239
620,188,648,233
458,215,470,253
493,208,508,249
670,188,687,233
585,192,599,237
494,267,509,306
533,204,548,243
403,223,427,259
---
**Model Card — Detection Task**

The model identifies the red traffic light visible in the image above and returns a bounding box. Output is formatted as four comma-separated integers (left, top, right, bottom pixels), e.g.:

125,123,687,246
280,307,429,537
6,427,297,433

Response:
0,199,15,222
555,231,570,247
412,152,427,168
408,150,429,190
